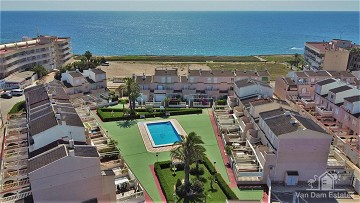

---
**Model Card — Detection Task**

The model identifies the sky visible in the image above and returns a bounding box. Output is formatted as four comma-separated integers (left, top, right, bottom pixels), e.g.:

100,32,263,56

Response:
1,0,359,11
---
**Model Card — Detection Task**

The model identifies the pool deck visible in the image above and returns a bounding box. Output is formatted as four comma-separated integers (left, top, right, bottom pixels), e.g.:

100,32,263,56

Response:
138,119,187,152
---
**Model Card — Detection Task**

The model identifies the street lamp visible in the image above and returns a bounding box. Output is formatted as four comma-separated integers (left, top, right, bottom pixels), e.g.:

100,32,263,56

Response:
155,152,159,162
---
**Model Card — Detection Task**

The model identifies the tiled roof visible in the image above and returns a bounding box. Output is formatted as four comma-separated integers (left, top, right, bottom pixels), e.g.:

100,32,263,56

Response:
284,77,296,85
29,112,58,136
68,71,83,78
328,85,352,94
259,108,298,119
294,71,307,78
85,77,96,84
328,71,355,78
264,113,326,136
28,145,68,173
235,70,258,77
154,68,178,76
249,99,272,107
344,95,360,103
91,68,106,74
304,70,331,77
316,78,336,86
234,79,256,88
135,75,152,84
74,146,99,157
29,140,87,158
210,70,235,77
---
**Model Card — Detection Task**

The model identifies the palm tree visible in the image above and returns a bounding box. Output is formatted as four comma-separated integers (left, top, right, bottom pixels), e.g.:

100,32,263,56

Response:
170,132,206,193
84,50,92,62
117,84,127,98
294,53,300,68
163,97,169,112
123,77,140,115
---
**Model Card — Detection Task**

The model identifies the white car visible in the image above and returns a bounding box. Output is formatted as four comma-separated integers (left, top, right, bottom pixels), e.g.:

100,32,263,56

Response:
1,91,12,99
10,89,24,96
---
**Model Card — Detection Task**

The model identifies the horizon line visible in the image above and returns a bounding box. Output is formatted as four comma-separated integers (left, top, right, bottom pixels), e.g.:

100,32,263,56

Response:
2,10,359,12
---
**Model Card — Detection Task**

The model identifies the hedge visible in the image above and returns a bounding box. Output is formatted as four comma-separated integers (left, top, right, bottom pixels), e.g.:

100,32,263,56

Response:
202,157,238,200
214,173,238,200
216,99,227,105
202,156,217,175
97,108,203,122
154,161,175,202
9,100,26,114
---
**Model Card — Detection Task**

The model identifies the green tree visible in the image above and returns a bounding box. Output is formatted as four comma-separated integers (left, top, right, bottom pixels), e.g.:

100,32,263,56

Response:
117,84,127,97
170,132,206,193
84,50,92,62
294,53,300,68
123,77,140,115
31,65,48,78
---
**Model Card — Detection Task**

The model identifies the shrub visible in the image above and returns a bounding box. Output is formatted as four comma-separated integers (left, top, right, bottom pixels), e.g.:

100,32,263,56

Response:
9,100,26,114
119,98,129,104
215,173,238,200
191,180,204,193
176,178,182,188
154,161,174,202
225,145,232,155
190,166,205,176
202,157,217,175
216,99,227,105
97,107,202,122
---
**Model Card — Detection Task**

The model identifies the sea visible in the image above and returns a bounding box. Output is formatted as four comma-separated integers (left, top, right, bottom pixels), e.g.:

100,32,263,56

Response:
1,11,359,56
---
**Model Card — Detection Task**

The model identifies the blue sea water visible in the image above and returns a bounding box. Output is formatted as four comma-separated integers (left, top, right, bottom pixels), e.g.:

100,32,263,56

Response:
146,122,181,146
1,11,359,55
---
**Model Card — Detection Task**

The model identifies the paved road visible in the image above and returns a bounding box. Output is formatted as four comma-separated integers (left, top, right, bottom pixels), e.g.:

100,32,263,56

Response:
0,95,25,124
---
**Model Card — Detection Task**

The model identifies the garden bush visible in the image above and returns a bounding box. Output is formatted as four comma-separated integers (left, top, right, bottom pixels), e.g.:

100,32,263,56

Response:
9,100,26,114
190,166,205,176
97,107,203,122
202,157,217,175
154,161,175,202
216,99,227,105
215,173,238,200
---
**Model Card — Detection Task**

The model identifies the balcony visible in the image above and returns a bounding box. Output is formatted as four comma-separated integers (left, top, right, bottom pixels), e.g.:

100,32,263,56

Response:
168,102,187,108
315,106,333,117
301,98,316,109
192,101,211,108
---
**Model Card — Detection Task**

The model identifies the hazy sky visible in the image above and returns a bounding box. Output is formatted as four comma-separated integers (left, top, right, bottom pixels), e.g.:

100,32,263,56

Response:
1,0,359,11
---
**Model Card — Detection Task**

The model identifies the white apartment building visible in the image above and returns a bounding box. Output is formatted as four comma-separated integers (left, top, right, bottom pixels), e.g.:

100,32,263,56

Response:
0,35,72,79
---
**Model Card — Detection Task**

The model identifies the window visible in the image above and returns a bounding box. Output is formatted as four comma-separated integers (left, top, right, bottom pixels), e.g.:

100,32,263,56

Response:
213,77,218,83
207,77,212,83
167,77,172,83
161,77,165,83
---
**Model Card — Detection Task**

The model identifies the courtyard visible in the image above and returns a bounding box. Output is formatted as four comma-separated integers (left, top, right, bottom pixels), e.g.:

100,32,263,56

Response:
96,109,241,201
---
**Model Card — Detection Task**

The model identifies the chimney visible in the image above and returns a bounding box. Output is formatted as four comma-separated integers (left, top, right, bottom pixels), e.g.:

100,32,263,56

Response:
69,139,74,149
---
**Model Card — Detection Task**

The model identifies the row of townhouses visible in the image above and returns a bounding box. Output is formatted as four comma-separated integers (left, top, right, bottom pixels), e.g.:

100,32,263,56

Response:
0,82,136,202
212,76,360,196
135,68,270,107
0,35,72,79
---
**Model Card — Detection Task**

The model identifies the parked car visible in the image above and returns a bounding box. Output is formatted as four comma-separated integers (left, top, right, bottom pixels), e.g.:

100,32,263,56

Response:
1,91,12,99
10,89,24,96
102,61,110,66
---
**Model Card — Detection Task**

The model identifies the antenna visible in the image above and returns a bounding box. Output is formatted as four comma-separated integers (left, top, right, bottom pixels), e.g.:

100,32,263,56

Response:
36,26,40,37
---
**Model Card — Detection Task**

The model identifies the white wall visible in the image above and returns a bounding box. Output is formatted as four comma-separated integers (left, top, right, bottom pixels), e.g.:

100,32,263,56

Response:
30,156,116,203
30,125,85,152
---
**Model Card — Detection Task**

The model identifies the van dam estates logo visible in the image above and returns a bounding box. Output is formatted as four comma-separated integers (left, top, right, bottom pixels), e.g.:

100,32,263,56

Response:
295,171,351,199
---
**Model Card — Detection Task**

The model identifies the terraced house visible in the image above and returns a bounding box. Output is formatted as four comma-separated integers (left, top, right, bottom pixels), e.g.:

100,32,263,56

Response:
136,67,270,107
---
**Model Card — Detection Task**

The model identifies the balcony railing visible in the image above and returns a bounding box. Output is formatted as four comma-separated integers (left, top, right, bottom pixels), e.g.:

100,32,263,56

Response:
1,190,32,203
315,106,333,117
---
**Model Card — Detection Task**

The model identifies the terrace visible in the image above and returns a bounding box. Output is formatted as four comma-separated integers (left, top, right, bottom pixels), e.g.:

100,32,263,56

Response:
315,106,333,117
0,113,31,202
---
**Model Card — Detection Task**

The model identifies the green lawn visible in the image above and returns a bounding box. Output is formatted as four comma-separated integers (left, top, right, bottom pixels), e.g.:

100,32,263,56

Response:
238,188,263,201
159,163,227,202
97,109,230,202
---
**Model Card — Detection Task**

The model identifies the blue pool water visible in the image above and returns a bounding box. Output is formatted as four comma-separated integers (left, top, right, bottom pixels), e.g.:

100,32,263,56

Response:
146,122,182,146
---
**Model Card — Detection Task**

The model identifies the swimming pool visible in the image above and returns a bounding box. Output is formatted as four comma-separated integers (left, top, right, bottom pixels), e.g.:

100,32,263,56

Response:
146,121,182,147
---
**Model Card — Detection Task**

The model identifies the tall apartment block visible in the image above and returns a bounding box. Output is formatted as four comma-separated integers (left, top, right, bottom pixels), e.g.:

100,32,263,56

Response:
304,39,358,71
0,35,72,79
